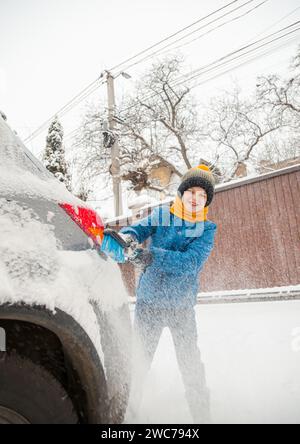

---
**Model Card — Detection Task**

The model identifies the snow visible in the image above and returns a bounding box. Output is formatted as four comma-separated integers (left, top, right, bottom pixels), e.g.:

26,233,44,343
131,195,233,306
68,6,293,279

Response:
46,211,55,223
125,300,300,424
127,284,300,305
0,162,77,205
0,198,129,364
104,196,175,225
197,285,300,303
127,193,159,210
0,199,128,343
0,260,13,300
215,163,300,191
0,117,77,204
199,285,300,296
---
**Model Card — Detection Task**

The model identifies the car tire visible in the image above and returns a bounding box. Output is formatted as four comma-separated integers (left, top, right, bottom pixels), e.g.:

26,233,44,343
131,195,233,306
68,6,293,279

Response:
0,352,78,424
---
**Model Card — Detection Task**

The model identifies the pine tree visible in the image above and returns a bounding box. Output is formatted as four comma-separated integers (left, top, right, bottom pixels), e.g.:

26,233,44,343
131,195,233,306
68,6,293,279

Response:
43,116,72,191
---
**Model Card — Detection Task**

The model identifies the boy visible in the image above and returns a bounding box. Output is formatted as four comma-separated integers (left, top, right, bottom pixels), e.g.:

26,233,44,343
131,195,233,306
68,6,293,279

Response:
119,164,217,424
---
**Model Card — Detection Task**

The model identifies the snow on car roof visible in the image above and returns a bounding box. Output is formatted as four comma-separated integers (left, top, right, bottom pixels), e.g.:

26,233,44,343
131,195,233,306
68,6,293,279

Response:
0,116,80,205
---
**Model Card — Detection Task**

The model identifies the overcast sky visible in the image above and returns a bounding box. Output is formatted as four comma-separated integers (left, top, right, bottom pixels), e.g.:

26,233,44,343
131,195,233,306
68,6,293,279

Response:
0,0,299,157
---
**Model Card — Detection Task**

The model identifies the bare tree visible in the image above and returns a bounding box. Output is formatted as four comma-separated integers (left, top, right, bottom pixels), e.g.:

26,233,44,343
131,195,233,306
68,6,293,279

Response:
203,83,287,180
73,48,300,194
256,47,300,121
255,46,300,158
117,56,212,189
71,56,216,197
70,102,111,197
252,46,300,168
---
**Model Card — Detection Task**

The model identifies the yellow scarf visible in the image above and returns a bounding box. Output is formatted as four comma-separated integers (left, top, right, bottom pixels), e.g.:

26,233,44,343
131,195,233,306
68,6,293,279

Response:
170,195,208,223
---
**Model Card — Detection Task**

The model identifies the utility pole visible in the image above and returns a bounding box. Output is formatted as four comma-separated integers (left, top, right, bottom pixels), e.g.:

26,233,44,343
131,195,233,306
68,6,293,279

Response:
106,71,123,217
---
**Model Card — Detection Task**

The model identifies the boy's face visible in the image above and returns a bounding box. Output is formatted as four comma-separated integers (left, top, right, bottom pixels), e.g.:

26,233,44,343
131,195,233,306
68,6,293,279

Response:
182,186,207,213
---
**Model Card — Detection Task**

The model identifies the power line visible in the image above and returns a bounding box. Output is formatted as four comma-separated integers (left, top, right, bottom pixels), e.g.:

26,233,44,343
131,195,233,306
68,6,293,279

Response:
125,34,299,127
68,24,299,137
151,20,300,89
113,0,268,76
143,38,299,126
65,25,299,143
141,32,300,124
171,23,300,88
64,127,82,142
25,0,275,145
109,0,240,73
116,20,300,116
150,0,270,60
243,4,300,45
24,0,243,144
27,3,297,148
186,33,300,90
24,78,106,144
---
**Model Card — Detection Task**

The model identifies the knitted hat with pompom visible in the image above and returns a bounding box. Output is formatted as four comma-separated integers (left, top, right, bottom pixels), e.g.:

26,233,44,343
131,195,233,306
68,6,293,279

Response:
177,164,216,207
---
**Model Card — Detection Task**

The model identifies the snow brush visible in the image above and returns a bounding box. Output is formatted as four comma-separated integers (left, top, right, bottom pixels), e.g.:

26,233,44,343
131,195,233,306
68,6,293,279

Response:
58,203,131,263
100,228,131,263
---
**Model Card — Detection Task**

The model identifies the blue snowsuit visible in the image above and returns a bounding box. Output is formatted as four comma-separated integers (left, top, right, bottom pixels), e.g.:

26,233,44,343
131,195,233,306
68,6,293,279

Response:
120,204,217,422
120,204,217,308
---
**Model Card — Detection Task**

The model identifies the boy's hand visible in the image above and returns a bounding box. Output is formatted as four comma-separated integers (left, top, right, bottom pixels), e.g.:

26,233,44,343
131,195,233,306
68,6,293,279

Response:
127,247,153,268
118,232,138,246
118,232,139,259
118,232,152,269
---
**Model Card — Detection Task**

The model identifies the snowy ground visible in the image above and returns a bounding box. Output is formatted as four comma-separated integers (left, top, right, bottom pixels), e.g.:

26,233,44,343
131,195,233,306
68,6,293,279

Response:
125,300,300,424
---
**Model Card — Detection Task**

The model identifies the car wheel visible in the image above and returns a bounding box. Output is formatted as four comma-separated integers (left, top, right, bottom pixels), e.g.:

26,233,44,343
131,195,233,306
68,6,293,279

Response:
0,353,78,424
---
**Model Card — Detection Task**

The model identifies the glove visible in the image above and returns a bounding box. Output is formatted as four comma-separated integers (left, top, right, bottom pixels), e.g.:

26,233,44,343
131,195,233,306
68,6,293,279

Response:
127,247,153,269
117,232,153,270
100,229,137,263
118,232,139,260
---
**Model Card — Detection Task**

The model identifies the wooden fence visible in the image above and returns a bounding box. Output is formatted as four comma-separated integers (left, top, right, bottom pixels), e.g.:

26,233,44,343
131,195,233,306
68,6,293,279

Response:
107,164,300,297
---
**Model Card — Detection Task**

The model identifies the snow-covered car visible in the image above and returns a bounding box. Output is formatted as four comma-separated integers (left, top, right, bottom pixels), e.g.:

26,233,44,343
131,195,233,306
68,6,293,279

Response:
0,115,132,424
